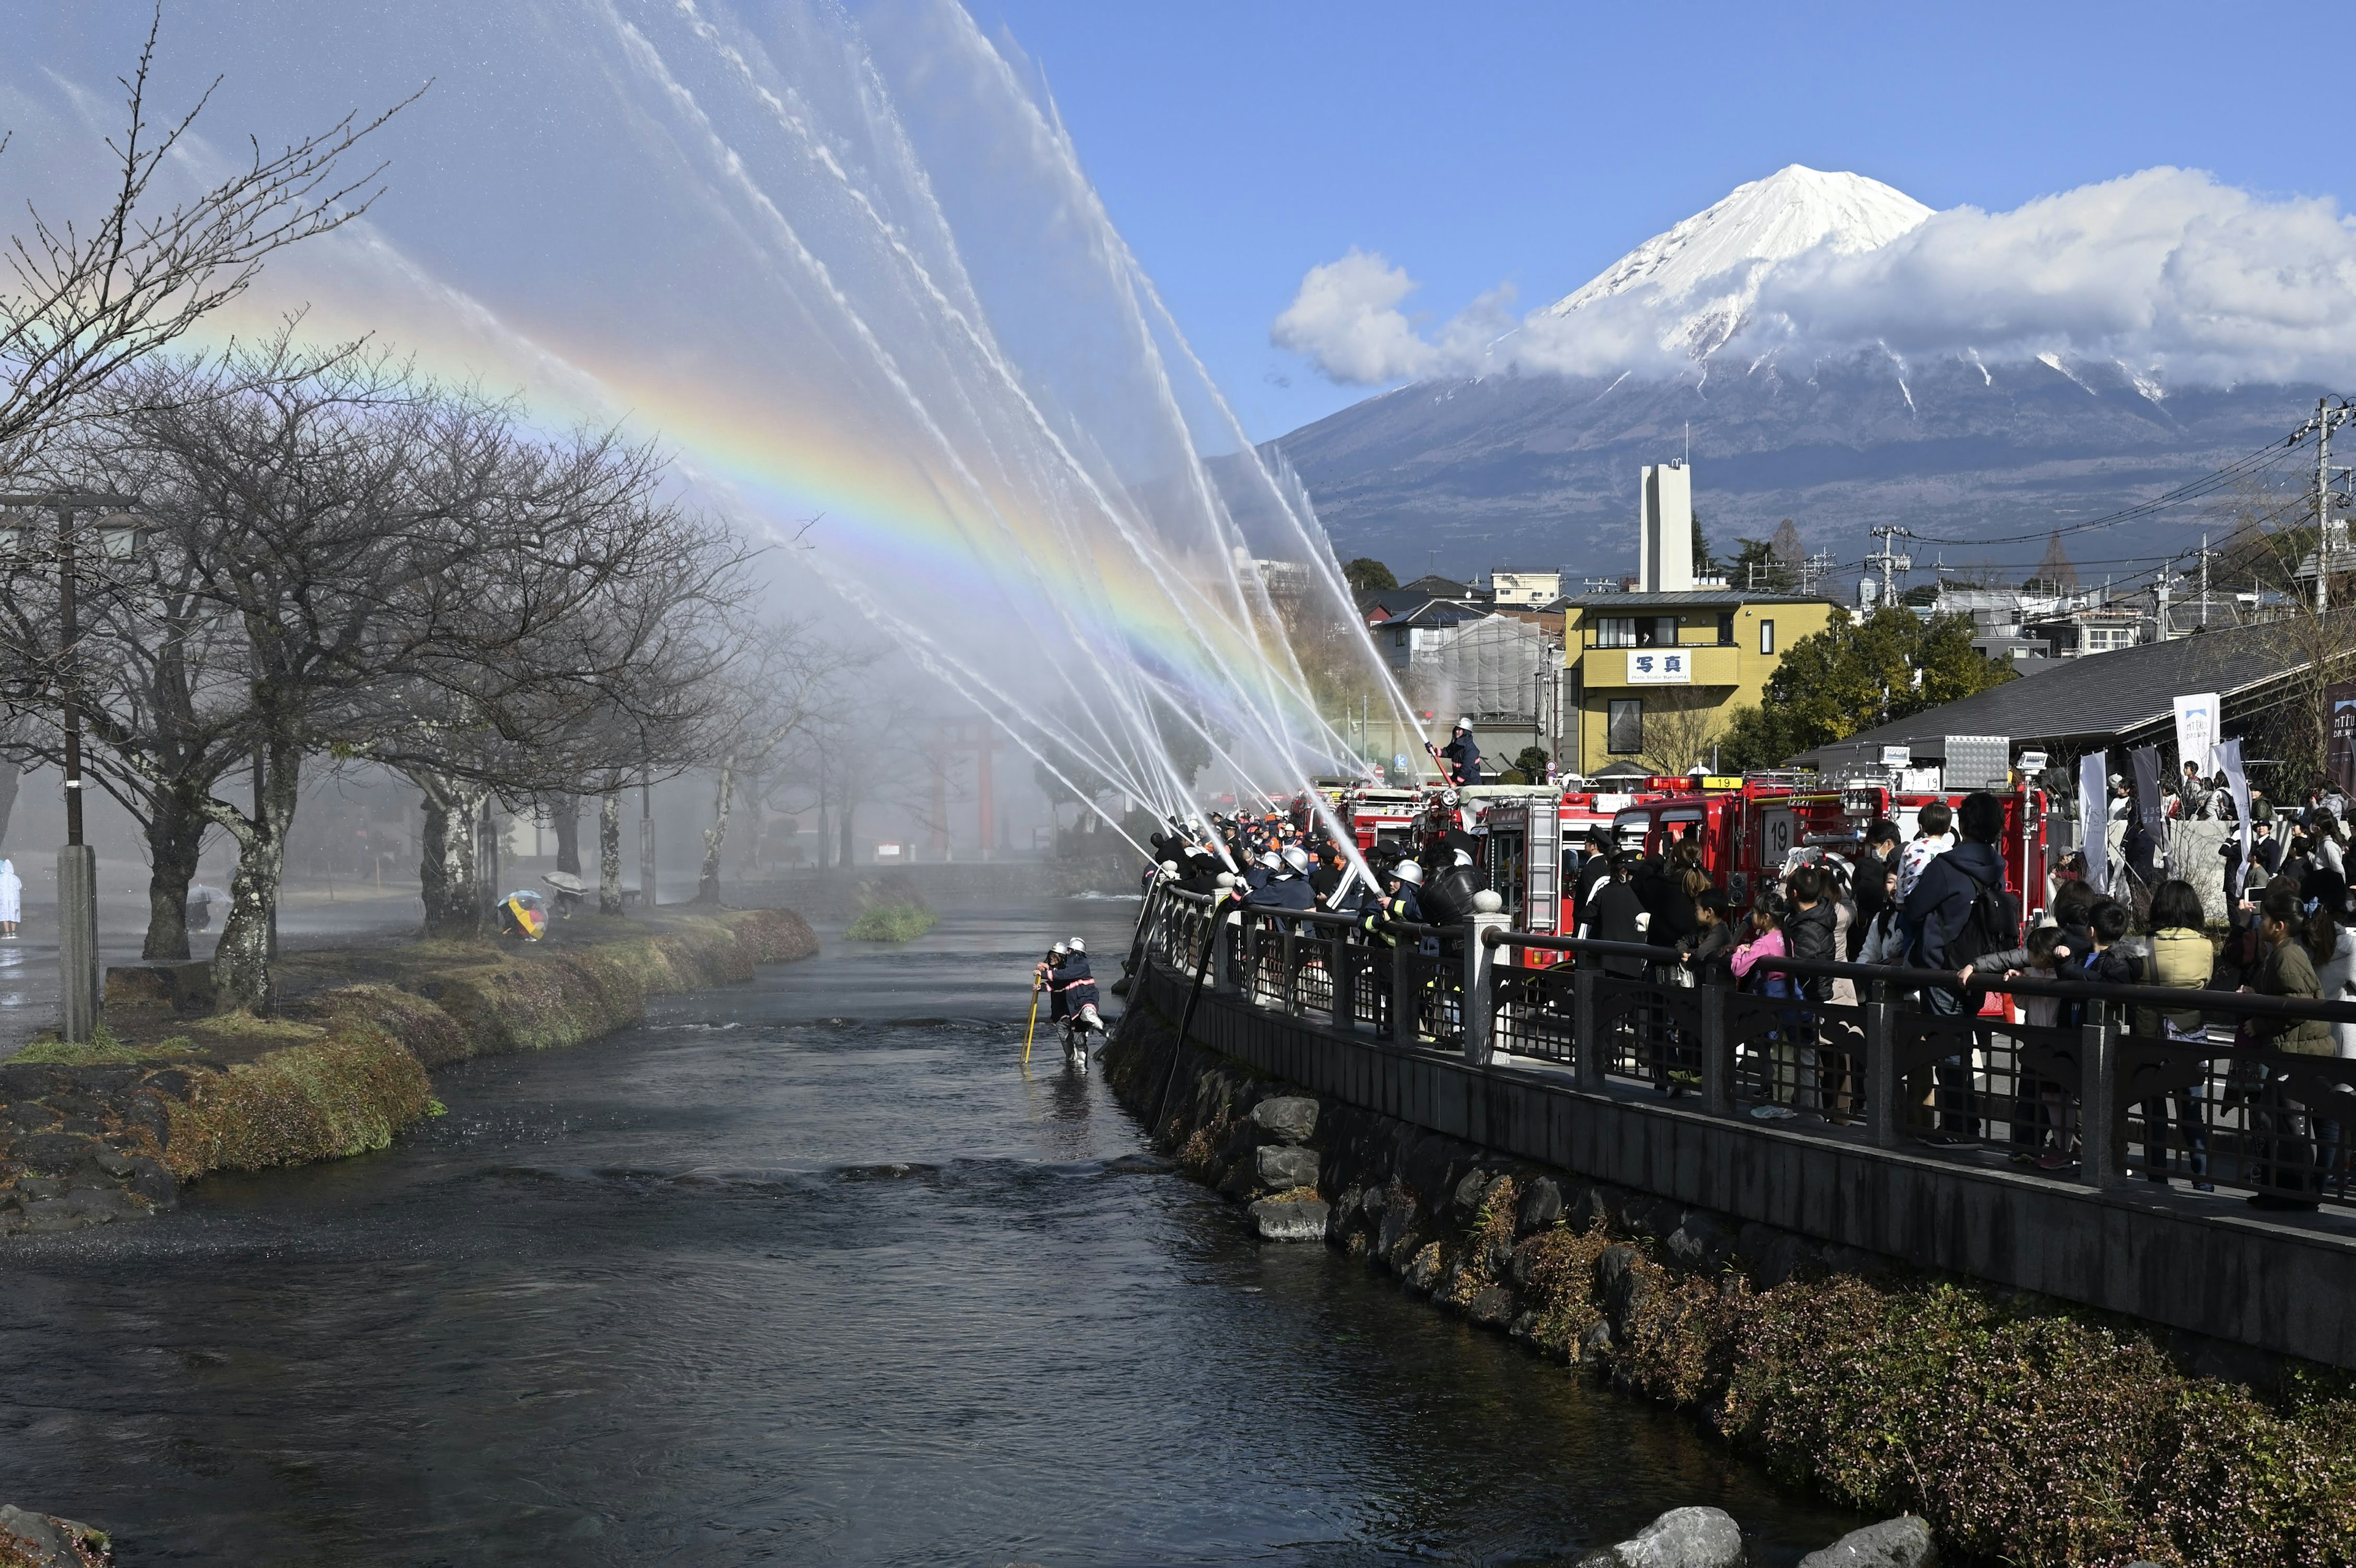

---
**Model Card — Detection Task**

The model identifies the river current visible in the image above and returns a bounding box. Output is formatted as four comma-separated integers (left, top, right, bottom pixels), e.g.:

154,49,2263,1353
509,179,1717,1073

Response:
0,900,1860,1565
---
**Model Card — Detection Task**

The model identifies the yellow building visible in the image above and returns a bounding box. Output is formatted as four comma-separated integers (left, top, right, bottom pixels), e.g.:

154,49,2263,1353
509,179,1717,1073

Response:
1560,588,1838,777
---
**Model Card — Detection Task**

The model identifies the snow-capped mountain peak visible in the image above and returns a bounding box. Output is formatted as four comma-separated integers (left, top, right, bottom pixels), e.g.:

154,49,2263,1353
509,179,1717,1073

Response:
1536,164,1933,356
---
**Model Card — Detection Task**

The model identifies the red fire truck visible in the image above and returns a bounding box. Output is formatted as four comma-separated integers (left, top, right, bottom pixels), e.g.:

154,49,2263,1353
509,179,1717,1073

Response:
1604,775,2053,924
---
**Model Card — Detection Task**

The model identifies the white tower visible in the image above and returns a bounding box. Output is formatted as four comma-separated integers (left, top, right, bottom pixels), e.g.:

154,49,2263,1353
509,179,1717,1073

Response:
1638,461,1693,593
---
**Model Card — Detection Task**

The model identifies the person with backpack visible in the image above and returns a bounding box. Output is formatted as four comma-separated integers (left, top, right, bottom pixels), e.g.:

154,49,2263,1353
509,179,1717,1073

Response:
2240,886,2336,1210
1903,791,2018,1142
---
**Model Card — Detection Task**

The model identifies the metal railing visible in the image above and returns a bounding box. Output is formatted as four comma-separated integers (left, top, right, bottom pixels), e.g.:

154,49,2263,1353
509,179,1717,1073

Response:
1136,886,2356,1208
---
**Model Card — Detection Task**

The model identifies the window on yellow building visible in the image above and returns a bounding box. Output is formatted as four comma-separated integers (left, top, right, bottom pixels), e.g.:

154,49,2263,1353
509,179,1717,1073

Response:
1607,699,1642,754
1593,617,1636,648
1759,618,1775,655
1717,613,1736,645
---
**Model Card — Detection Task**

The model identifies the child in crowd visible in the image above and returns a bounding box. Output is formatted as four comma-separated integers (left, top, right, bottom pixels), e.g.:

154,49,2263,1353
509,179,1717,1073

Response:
1895,802,1955,902
1957,924,2074,1166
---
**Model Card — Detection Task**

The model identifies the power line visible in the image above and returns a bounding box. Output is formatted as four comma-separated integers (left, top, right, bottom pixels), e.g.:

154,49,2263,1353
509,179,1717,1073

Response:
1900,423,2316,548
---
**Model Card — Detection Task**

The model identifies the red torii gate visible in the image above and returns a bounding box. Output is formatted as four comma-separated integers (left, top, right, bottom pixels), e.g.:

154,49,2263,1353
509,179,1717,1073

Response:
930,718,995,860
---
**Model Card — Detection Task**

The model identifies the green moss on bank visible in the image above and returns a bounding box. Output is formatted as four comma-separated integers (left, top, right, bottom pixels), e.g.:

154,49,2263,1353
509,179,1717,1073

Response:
845,902,938,942
12,1023,199,1066
1596,1258,2356,1567
155,907,817,1182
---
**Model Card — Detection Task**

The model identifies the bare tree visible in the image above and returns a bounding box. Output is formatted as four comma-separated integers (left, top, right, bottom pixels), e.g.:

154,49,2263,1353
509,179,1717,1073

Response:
690,621,859,902
0,10,413,478
1636,690,1725,777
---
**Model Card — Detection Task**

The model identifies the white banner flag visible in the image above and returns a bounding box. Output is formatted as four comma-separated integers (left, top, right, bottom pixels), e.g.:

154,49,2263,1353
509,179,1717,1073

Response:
2173,693,2220,782
2217,736,2254,897
2077,752,2110,894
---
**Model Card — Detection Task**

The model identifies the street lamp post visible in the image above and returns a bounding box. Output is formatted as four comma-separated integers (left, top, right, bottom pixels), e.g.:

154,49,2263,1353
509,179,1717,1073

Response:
0,490,142,1043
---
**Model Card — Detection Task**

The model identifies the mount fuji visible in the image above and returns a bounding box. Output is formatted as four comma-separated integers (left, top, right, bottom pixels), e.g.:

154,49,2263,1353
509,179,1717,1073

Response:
1272,166,2327,580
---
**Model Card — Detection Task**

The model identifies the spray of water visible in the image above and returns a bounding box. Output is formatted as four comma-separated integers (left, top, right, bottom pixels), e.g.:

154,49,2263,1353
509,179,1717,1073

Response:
3,0,1431,861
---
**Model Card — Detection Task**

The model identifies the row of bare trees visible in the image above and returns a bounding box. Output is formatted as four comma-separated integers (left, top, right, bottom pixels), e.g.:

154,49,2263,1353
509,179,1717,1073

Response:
0,336,753,1009
0,21,853,1015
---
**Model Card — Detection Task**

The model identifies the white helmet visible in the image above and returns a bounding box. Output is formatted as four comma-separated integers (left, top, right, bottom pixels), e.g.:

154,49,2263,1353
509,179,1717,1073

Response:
1159,860,1180,875
1069,937,1086,952
1261,851,1282,869
1050,941,1068,955
1282,845,1310,874
1394,859,1423,885
1455,717,1474,731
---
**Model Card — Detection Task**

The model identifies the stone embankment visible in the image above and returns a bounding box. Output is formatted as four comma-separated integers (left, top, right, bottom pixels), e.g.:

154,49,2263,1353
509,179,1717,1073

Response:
0,908,814,1237
1105,990,2356,1568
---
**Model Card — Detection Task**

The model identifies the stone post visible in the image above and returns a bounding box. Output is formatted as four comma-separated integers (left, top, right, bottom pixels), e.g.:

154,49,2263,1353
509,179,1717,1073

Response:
56,845,98,1044
1212,878,1240,994
1866,997,1903,1150
1463,891,1509,1066
1574,968,1602,1090
2081,1010,2122,1189
1700,983,1734,1116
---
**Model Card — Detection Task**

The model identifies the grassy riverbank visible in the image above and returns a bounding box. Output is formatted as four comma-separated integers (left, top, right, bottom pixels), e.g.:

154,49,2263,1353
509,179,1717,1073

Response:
16,907,815,1185
1107,996,2356,1568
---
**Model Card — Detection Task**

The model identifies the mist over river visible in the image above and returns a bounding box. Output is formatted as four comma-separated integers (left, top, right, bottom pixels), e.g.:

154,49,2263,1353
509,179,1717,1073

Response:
0,900,1858,1565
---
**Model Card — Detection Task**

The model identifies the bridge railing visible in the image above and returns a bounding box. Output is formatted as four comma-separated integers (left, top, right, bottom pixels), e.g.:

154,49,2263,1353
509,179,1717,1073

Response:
1137,885,2356,1207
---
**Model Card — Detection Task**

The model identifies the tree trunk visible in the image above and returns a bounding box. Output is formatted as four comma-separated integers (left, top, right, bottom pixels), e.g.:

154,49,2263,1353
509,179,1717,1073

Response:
415,772,488,939
213,738,301,1013
739,771,761,872
838,798,854,869
599,791,624,915
142,783,206,961
552,793,582,877
697,765,733,904
0,759,18,849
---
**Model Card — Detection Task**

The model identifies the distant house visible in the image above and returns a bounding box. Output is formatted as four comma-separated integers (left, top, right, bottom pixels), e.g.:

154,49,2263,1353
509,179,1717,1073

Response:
1358,585,1449,625
1477,570,1562,609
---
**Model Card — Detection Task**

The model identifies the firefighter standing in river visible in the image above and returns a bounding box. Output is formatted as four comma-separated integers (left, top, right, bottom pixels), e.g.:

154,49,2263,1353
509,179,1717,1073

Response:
1039,937,1104,1066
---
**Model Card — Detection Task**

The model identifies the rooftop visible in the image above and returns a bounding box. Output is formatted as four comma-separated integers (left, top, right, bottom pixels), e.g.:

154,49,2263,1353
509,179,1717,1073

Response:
1796,617,2325,762
1557,589,1839,612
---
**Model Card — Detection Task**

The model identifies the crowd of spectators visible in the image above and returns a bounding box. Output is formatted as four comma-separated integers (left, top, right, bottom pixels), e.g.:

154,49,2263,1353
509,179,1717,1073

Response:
1559,787,2356,1211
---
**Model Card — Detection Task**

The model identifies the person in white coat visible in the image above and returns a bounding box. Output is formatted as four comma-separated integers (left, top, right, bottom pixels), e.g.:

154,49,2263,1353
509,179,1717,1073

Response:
0,858,20,939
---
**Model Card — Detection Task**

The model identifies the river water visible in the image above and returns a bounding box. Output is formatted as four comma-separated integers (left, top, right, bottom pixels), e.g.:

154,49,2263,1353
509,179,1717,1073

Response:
0,901,1860,1566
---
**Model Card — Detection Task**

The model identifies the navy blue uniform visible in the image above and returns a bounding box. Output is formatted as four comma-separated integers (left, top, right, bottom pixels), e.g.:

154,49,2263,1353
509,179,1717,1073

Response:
1056,952,1099,1013
1440,733,1483,785
1245,873,1314,912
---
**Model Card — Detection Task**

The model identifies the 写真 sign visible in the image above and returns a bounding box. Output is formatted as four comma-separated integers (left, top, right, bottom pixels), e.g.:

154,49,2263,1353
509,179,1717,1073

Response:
1625,649,1692,684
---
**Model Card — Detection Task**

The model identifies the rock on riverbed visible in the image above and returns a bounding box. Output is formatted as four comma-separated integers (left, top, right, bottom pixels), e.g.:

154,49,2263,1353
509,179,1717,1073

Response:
0,1502,110,1566
1577,1506,1744,1567
1576,1507,1940,1568
1798,1514,1938,1567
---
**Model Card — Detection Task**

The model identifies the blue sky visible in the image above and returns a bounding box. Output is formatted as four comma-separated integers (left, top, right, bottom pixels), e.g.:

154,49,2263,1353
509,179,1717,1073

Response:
968,2,2356,442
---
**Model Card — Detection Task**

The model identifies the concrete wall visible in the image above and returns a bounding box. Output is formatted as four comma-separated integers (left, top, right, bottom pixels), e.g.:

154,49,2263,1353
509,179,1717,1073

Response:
1137,958,2356,1370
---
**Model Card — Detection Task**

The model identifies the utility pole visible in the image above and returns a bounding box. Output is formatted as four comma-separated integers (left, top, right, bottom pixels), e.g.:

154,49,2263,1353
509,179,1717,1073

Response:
1866,525,1914,609
2199,534,2211,628
0,491,140,1042
2294,396,2354,614
2318,397,2334,616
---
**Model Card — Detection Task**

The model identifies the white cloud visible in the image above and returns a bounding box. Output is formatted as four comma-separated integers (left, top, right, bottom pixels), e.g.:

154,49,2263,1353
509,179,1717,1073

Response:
1748,167,2356,384
1278,168,2356,390
1270,250,1443,384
